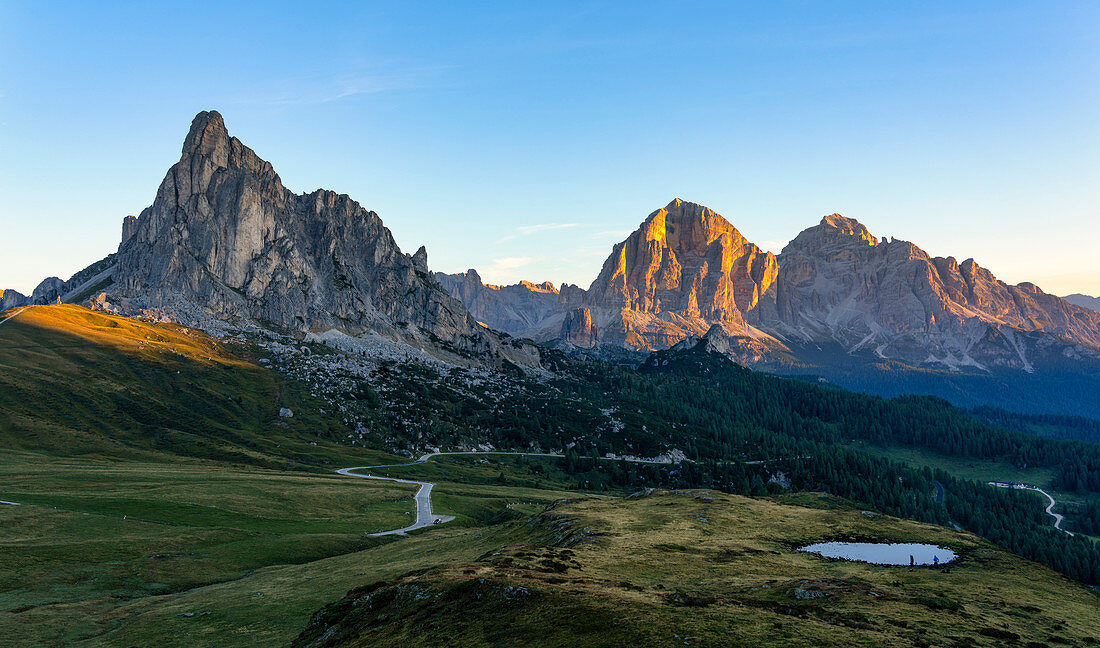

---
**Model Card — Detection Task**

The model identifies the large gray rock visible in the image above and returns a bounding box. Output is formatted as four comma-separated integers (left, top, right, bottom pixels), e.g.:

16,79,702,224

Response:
105,111,537,367
31,277,65,304
119,215,138,251
0,289,27,311
773,215,1100,370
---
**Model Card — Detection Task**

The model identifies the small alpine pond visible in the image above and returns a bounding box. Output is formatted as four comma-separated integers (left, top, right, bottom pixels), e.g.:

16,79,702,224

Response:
799,542,956,566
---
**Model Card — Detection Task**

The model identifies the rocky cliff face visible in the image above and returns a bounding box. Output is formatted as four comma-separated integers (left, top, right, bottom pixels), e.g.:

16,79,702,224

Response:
583,198,780,351
560,307,598,348
0,289,26,311
95,111,535,367
433,269,583,340
440,200,1100,374
774,215,1100,370
119,215,138,251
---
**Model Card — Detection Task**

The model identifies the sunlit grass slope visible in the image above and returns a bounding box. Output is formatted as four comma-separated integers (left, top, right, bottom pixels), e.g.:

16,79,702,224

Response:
0,304,437,646
0,304,385,467
296,490,1100,648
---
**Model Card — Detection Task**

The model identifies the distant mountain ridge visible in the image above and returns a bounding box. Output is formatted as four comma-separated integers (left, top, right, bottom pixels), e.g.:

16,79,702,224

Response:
432,268,584,340
1063,293,1100,313
2,111,539,368
4,114,1098,409
436,199,1100,377
771,211,1100,370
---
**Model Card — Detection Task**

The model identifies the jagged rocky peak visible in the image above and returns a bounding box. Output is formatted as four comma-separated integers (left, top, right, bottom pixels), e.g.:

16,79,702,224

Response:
182,110,269,174
775,214,1100,369
782,213,880,256
119,215,138,250
560,307,598,348
433,268,582,340
103,110,537,367
518,280,558,294
819,213,879,245
585,198,780,349
638,198,748,250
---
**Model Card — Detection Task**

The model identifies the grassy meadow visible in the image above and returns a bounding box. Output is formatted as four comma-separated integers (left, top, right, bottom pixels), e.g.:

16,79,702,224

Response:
1,305,1097,647
295,490,1100,648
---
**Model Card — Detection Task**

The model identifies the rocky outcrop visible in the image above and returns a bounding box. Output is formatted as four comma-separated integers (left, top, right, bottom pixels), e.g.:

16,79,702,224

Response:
579,198,781,351
1063,294,1100,313
97,110,536,367
119,215,138,251
31,277,65,304
437,199,784,354
1,253,117,310
670,324,732,355
0,289,27,311
433,269,583,340
560,307,598,348
773,215,1100,370
443,200,1100,374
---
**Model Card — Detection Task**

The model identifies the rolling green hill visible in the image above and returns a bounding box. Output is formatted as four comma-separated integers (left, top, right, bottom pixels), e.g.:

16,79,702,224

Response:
0,305,387,468
0,305,1097,646
295,490,1100,648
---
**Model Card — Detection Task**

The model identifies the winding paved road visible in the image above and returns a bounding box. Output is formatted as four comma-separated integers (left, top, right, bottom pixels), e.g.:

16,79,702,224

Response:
334,467,449,536
336,450,676,536
988,482,1073,536
0,307,26,328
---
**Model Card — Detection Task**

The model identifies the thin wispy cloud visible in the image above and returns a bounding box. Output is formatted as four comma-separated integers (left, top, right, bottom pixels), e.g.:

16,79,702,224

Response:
488,256,534,270
757,239,790,254
477,256,536,284
234,65,454,106
496,223,578,243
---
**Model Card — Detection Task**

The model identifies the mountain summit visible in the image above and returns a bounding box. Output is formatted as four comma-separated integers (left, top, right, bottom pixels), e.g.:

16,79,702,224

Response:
72,111,538,366
774,213,1100,369
436,199,1100,380
583,198,780,352
434,199,784,361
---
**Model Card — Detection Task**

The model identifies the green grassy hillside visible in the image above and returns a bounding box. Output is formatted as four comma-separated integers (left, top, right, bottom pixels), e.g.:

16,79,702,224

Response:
1,305,1097,646
0,305,387,468
295,490,1100,648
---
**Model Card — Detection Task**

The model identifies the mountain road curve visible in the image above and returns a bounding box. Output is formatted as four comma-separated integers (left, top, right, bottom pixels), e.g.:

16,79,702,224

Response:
988,482,1073,536
335,451,678,536
0,307,27,328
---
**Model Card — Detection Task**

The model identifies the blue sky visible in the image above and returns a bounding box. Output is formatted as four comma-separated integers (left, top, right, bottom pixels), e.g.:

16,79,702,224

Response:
1,1,1098,295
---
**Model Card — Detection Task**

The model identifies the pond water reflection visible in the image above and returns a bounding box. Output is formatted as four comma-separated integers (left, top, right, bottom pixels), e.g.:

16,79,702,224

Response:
799,542,956,566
